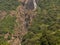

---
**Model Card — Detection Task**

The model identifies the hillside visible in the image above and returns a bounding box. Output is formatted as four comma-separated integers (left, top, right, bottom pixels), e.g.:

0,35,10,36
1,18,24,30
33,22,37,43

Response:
0,0,60,45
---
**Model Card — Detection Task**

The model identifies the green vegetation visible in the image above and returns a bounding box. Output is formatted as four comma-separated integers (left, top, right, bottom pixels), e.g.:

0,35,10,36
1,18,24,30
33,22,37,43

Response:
0,15,16,45
0,0,20,11
0,15,16,34
0,0,60,45
0,0,19,45
22,0,60,45
0,37,10,45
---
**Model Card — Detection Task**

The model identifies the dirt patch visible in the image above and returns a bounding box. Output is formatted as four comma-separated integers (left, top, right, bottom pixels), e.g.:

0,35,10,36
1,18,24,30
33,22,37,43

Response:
9,10,17,17
0,11,7,20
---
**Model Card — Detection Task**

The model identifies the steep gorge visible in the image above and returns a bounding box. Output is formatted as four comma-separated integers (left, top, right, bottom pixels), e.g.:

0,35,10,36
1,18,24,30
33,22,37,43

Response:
8,0,38,45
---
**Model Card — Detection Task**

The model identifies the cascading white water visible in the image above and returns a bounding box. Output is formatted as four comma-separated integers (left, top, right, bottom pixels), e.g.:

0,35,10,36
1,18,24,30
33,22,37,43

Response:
33,0,37,10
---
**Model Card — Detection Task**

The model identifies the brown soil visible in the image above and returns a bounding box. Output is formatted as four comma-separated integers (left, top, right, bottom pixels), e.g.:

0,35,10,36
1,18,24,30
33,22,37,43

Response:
0,11,7,20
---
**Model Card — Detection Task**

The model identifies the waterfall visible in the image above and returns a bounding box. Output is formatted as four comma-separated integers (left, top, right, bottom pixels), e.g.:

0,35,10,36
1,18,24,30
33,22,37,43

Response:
33,0,37,10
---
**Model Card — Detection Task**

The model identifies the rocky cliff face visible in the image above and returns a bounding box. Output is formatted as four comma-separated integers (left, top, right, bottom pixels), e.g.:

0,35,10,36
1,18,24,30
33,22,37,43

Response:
8,0,38,45
13,7,36,45
19,0,38,10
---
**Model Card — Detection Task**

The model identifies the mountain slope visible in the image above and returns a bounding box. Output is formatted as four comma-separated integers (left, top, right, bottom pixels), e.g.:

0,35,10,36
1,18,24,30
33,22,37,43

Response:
0,0,60,45
0,0,38,45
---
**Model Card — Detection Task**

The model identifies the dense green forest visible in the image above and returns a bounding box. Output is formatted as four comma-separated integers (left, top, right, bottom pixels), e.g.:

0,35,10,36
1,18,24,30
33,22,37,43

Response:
22,0,60,45
0,0,20,11
0,0,60,45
